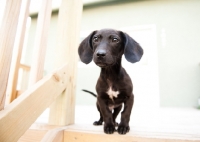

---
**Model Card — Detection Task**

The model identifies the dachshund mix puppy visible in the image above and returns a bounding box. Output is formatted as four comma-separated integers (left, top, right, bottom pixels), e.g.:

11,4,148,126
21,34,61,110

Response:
78,29,143,134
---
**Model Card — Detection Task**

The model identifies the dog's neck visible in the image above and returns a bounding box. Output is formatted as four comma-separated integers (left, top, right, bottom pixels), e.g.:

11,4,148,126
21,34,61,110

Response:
100,58,123,81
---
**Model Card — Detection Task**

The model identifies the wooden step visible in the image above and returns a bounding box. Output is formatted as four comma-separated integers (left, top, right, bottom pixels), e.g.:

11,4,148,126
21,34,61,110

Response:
40,124,200,142
18,124,60,142
19,107,200,142
18,129,47,142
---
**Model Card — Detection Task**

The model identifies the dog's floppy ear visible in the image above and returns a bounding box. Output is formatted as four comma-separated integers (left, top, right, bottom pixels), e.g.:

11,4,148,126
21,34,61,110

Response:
78,31,96,64
121,32,143,63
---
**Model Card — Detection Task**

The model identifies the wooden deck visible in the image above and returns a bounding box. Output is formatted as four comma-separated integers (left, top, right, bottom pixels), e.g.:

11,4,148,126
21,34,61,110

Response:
30,105,200,141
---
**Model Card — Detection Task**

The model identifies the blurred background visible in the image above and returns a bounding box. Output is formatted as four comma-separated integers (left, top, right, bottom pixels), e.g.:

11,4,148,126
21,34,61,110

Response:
0,0,200,109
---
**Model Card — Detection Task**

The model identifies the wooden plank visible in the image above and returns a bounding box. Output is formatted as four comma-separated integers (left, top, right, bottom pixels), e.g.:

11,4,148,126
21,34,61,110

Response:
18,129,48,142
73,106,200,141
63,124,200,142
48,0,83,125
6,0,31,103
29,123,61,130
64,130,197,142
28,123,200,142
28,0,52,86
20,64,31,71
0,64,68,142
41,127,65,142
18,124,60,142
0,0,22,110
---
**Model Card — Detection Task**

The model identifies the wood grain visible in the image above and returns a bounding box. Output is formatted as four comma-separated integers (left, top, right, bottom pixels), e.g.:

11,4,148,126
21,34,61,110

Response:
6,0,31,103
0,64,68,142
41,127,65,142
29,0,52,86
64,130,197,142
18,124,60,142
48,0,83,125
0,0,22,110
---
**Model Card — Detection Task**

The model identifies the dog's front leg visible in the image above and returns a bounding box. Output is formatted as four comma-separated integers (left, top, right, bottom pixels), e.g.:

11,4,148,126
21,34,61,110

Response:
97,96,115,134
118,94,134,134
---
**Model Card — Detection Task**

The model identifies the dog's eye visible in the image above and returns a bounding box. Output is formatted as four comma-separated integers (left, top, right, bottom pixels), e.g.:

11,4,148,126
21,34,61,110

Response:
112,38,119,43
93,37,98,42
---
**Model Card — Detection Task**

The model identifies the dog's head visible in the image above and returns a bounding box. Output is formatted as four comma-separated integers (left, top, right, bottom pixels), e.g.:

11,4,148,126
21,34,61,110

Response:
78,29,143,68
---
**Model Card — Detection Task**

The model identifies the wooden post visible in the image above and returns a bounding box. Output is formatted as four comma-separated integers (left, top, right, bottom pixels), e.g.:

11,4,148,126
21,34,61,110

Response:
28,0,52,86
6,0,31,103
48,0,83,125
0,0,22,110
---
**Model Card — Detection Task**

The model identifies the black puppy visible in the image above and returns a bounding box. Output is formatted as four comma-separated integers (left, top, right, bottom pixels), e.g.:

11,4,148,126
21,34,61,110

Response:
78,29,143,134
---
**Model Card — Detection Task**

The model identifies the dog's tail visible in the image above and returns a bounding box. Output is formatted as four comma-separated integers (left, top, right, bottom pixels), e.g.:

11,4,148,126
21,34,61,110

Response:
82,89,97,97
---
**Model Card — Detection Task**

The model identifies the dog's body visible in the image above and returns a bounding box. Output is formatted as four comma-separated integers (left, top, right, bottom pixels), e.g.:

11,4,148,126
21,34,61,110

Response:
78,29,143,134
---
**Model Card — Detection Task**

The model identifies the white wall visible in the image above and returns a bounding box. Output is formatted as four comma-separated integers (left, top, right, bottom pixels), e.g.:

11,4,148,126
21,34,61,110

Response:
78,0,200,107
27,0,200,107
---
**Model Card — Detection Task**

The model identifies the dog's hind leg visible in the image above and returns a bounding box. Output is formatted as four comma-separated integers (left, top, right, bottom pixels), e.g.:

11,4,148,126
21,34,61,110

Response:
93,102,103,125
113,105,122,126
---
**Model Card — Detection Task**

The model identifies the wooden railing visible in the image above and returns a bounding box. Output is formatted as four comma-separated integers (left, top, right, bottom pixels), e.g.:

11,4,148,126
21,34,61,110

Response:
6,64,31,103
0,0,82,141
18,64,31,92
0,64,68,142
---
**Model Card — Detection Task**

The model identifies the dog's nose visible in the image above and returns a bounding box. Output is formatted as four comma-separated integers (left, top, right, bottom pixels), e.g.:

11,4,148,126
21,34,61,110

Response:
96,50,106,57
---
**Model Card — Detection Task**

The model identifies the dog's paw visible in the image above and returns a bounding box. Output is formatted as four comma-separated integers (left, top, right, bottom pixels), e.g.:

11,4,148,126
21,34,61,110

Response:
93,121,103,126
117,125,130,135
104,124,115,134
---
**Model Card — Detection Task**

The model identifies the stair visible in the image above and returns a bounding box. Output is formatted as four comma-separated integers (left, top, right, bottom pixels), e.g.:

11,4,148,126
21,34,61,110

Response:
18,106,200,142
19,123,200,142
18,124,59,142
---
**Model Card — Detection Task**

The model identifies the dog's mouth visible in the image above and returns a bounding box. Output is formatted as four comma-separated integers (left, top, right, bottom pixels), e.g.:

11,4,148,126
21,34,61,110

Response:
95,61,116,68
95,62,108,68
93,56,116,68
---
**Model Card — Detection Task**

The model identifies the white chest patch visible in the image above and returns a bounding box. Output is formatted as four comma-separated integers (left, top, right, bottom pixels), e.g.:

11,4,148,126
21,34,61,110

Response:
107,87,119,101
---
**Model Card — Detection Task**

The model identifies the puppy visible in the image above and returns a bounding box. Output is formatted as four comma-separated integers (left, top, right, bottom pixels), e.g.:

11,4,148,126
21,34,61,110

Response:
78,29,143,134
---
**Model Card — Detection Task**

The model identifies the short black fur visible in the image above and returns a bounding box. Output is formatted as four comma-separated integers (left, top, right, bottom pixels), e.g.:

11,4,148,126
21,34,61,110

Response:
78,29,143,135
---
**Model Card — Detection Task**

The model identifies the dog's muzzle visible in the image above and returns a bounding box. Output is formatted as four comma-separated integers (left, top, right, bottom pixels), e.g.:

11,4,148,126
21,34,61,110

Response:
94,49,115,68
